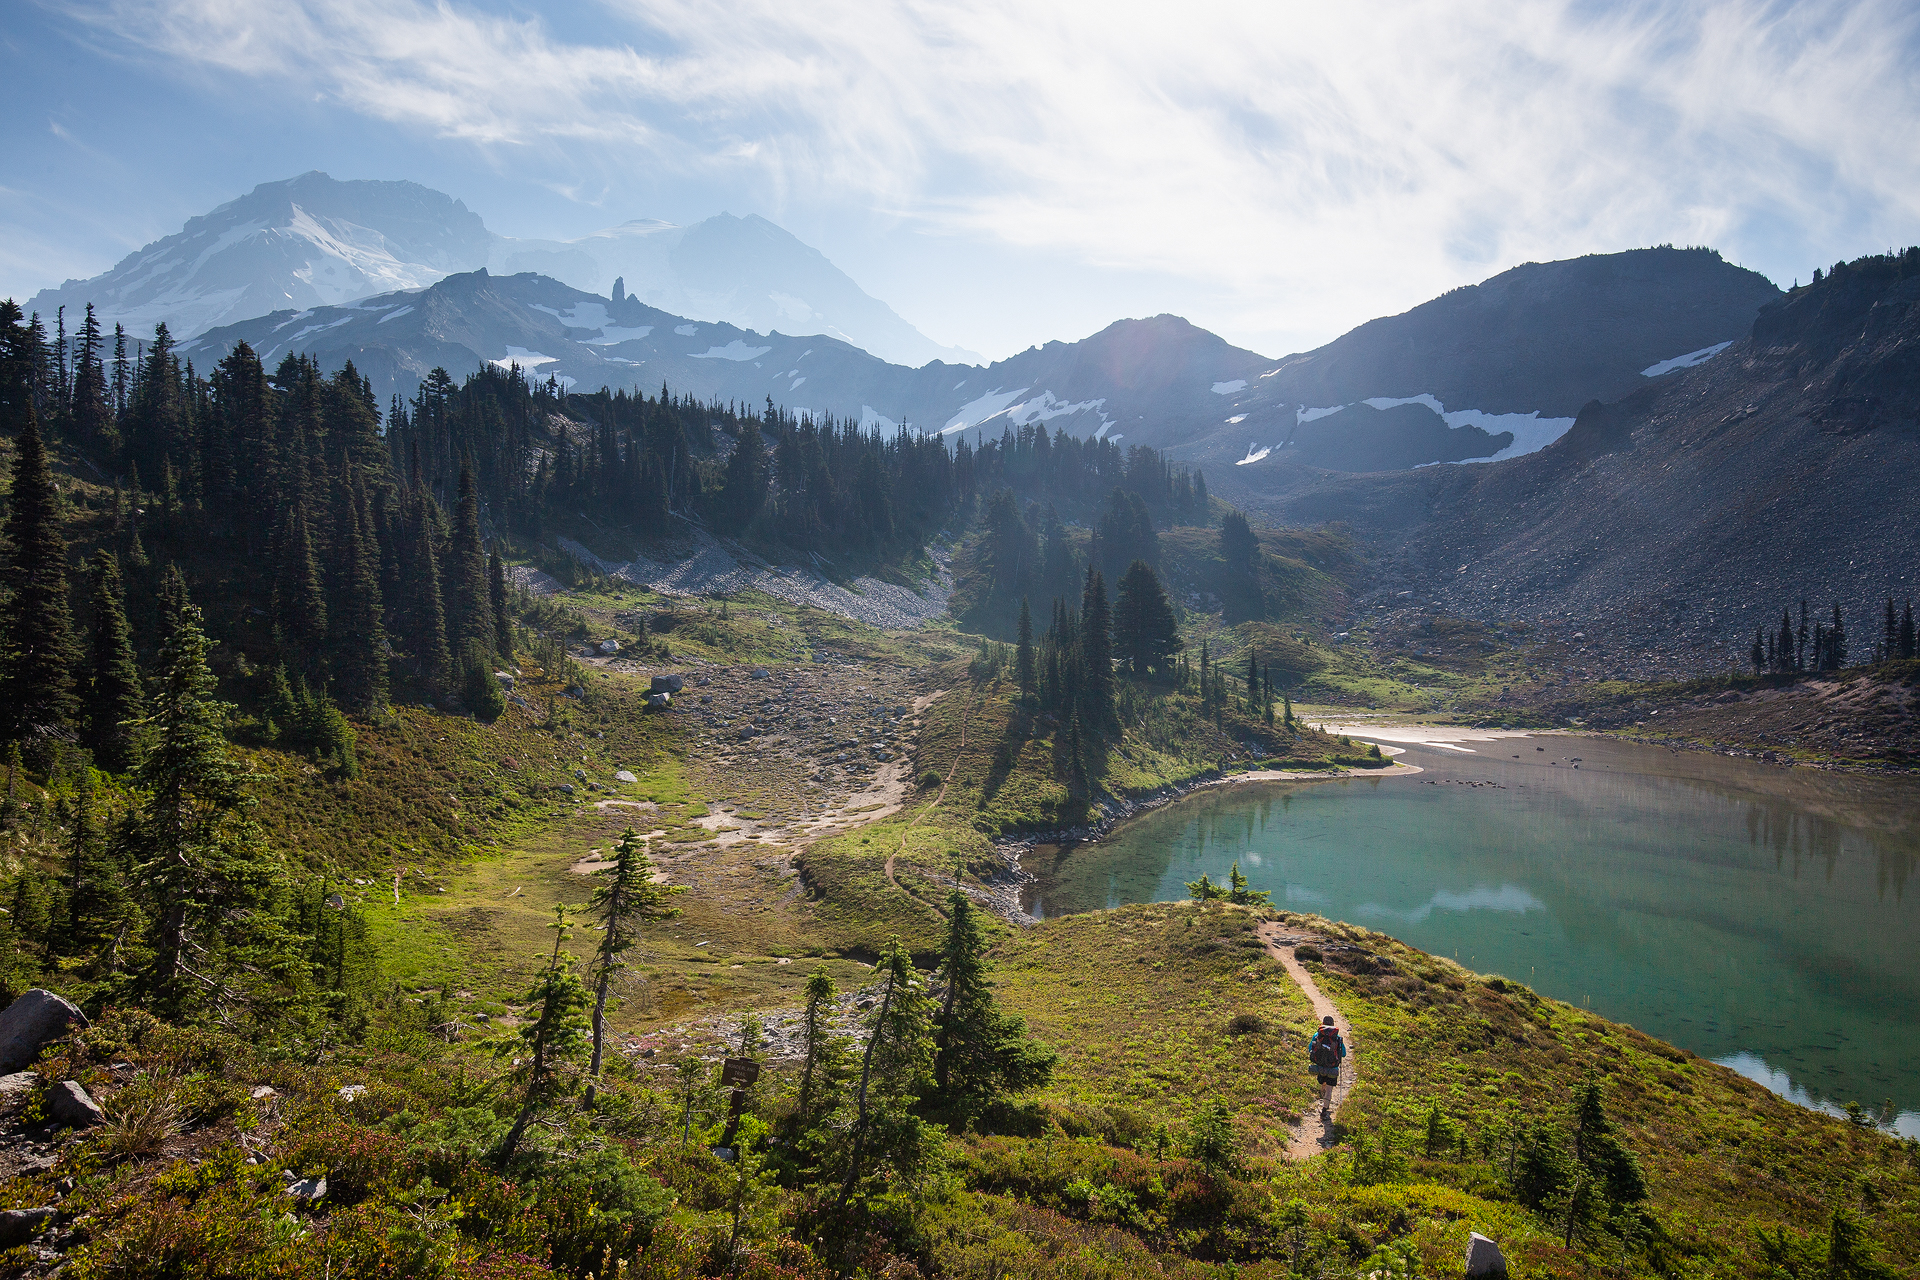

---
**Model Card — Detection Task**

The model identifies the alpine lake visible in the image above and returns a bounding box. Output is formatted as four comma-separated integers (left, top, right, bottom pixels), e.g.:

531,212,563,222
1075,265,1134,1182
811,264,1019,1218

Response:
1020,732,1920,1136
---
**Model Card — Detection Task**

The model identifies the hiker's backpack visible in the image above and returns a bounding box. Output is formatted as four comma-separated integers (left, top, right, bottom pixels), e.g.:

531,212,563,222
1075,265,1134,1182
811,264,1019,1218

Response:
1309,1031,1340,1069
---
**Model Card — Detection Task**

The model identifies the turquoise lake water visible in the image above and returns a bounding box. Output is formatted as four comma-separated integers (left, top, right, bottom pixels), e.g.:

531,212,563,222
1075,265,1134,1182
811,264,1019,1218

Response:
1020,736,1920,1135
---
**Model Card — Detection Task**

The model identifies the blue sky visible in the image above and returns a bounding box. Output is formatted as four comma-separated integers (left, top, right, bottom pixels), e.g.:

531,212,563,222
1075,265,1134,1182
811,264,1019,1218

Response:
5,0,1919,361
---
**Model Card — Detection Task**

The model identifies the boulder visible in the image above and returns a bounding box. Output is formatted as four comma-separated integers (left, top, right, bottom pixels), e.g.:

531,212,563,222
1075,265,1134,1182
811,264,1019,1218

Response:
614,770,638,783
284,1171,328,1201
46,1079,104,1128
0,989,89,1073
0,1207,55,1249
1465,1232,1507,1277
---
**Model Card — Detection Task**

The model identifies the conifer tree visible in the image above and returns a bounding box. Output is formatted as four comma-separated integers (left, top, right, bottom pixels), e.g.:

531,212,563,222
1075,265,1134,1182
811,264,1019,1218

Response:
127,568,275,1013
85,550,143,770
930,886,1055,1118
584,828,684,1102
793,964,850,1139
718,420,768,534
488,545,512,659
1902,601,1916,661
1111,560,1182,678
271,504,328,684
495,904,590,1164
70,304,112,452
1015,597,1035,700
1080,567,1113,728
1219,509,1263,622
1,408,80,737
327,470,386,712
404,473,452,695
836,935,934,1210
449,462,494,662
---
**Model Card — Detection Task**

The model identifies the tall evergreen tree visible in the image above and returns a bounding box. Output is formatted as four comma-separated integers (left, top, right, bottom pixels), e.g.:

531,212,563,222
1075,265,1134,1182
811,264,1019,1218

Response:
1015,597,1035,700
84,550,143,771
1902,601,1916,661
449,462,494,663
836,936,934,1210
717,420,768,533
930,887,1055,1118
488,545,512,659
584,828,684,1103
70,304,112,452
0,408,80,737
326,469,386,712
126,569,275,1013
1219,509,1262,622
271,504,328,684
1111,560,1182,678
403,459,453,695
495,905,590,1164
1080,567,1113,728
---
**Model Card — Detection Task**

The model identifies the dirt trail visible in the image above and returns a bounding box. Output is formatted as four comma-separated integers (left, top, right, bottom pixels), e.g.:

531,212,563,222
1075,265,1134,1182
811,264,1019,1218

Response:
1258,920,1355,1160
885,689,976,890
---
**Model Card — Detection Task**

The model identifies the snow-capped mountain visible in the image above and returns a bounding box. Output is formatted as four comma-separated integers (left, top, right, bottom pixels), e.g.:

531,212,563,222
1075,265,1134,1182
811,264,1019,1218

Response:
26,172,492,340
176,245,1780,481
490,214,979,368
1184,246,1782,480
176,270,1262,445
25,172,972,368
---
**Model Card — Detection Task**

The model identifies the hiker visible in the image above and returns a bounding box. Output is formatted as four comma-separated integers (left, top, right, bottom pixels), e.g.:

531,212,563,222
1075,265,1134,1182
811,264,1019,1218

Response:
1307,1015,1345,1117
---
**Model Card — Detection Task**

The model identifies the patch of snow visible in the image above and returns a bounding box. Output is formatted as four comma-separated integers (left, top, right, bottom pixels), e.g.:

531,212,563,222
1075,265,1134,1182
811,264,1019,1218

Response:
953,380,966,390
1364,393,1446,414
1211,379,1248,395
1297,404,1346,424
492,346,558,369
942,387,1030,433
1439,408,1577,463
1236,442,1273,466
690,341,773,361
376,305,414,324
272,310,316,333
1641,341,1733,377
588,326,653,345
860,406,900,432
1107,433,1123,442
674,323,697,336
1226,414,1247,424
790,377,807,390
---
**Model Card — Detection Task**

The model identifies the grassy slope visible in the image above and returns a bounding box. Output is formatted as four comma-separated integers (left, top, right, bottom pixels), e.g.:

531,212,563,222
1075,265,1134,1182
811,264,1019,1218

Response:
6,449,1918,1277
1277,910,1920,1276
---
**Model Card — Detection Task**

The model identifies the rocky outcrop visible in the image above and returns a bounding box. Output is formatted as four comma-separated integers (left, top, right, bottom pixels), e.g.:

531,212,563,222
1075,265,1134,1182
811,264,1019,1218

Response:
0,990,88,1073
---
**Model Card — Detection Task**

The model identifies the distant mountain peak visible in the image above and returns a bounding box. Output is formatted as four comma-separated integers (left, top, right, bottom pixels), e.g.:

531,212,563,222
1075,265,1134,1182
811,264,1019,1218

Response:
24,174,975,367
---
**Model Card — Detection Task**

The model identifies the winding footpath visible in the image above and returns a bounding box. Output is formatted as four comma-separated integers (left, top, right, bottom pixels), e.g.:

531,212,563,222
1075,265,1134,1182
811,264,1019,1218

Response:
884,688,976,890
1258,920,1356,1161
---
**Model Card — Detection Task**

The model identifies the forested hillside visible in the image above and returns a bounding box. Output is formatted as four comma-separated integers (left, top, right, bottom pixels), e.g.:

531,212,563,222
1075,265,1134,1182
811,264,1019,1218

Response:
1,290,1917,1280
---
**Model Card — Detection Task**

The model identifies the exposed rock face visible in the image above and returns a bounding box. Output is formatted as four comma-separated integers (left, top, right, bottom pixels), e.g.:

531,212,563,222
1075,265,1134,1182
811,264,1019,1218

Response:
46,1080,104,1129
0,1207,55,1248
1465,1231,1508,1276
0,990,88,1074
1238,250,1920,678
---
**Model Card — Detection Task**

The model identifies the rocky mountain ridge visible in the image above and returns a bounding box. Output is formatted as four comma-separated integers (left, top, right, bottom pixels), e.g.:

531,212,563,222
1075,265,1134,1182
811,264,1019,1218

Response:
1252,249,1920,677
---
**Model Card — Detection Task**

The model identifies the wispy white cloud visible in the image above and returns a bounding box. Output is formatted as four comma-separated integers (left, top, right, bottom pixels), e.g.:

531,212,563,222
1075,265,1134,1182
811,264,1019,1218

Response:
54,0,1920,356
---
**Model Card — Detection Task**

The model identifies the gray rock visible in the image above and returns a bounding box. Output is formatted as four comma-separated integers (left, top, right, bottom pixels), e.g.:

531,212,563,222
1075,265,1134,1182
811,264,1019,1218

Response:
0,989,89,1073
0,1207,55,1248
285,1173,328,1201
47,1079,103,1128
1465,1231,1507,1277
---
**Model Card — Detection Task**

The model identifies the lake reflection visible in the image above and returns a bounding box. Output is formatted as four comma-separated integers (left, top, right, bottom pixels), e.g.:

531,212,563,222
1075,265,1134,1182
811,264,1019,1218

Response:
1021,737,1920,1134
